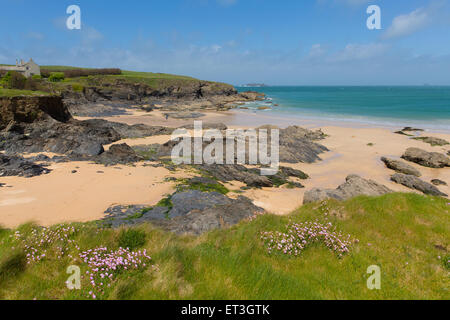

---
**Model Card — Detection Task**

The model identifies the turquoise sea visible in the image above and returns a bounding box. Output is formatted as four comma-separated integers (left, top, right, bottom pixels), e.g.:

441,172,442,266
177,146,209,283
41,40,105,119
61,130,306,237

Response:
236,86,450,131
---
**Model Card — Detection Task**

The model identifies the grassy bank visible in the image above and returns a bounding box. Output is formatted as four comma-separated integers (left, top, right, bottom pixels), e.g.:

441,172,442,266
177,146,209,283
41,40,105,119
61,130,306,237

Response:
0,193,448,300
0,88,50,97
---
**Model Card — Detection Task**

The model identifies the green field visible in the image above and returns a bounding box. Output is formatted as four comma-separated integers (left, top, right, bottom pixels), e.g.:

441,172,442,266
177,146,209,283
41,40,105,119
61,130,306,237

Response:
0,88,50,97
0,193,448,300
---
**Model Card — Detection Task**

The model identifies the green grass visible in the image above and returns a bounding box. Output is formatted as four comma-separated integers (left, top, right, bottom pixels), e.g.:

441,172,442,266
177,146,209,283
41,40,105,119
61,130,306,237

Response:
176,178,230,195
0,88,50,97
0,193,448,300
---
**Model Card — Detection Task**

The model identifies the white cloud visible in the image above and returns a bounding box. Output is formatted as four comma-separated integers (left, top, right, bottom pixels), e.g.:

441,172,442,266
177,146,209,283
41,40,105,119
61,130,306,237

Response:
217,0,237,6
382,8,431,40
308,44,326,59
330,43,389,62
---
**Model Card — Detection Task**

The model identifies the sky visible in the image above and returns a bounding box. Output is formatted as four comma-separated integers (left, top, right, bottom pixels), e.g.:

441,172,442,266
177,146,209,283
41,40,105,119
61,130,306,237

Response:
1,0,450,85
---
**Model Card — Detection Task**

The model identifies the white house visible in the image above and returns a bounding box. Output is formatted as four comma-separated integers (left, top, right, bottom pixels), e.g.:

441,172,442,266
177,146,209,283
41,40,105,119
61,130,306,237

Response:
0,58,41,78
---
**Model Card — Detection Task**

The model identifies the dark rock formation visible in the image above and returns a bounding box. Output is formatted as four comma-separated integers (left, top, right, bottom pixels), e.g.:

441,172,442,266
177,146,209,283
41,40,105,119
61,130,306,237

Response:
0,96,71,130
431,179,447,186
95,143,142,166
0,154,51,178
381,157,421,177
79,119,173,139
154,195,263,235
101,190,264,235
277,126,329,163
239,91,265,101
303,175,392,204
164,112,205,119
401,127,424,132
391,173,447,197
402,148,450,168
180,123,228,131
0,119,116,157
197,164,308,188
198,164,272,188
412,136,449,147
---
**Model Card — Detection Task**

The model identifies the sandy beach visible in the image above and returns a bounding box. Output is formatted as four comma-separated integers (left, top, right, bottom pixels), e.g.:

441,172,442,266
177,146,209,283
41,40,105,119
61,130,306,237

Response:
1,109,449,228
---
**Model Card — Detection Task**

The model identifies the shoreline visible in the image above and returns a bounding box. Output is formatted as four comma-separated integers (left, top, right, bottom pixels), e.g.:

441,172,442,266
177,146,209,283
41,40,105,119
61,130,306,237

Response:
228,109,450,134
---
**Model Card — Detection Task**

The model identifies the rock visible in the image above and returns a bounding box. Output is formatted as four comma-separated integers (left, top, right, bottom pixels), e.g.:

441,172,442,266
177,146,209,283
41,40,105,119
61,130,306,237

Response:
71,170,77,174
391,173,447,197
165,112,205,119
278,166,309,180
101,190,264,235
0,118,119,157
168,190,232,218
0,116,174,160
155,196,264,235
431,179,447,186
401,148,450,168
95,143,141,165
239,91,265,101
79,119,173,139
0,154,51,178
67,102,130,118
180,123,228,131
0,183,5,187
412,136,449,147
401,127,424,132
277,126,329,163
381,157,421,177
198,164,273,188
0,96,71,130
303,175,392,204
395,131,413,136
257,106,271,110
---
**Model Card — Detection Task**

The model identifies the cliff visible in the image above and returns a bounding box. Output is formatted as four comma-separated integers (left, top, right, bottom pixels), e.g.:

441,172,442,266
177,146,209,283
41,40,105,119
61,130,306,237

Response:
0,95,71,130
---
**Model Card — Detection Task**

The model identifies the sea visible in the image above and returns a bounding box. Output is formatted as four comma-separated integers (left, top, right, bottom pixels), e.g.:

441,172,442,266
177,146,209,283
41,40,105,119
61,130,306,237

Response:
235,86,450,132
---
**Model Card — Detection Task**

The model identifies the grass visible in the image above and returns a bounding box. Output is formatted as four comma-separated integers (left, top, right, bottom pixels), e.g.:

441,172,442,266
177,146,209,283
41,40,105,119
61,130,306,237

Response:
0,193,448,300
0,88,50,97
176,178,230,195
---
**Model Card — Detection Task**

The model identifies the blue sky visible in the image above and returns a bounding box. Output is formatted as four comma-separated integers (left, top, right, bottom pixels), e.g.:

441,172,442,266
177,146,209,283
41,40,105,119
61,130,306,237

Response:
1,0,450,85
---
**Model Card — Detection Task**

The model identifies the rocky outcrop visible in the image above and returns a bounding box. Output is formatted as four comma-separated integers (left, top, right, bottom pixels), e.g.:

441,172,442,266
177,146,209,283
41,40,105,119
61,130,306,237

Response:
95,143,141,166
401,148,450,168
0,96,71,130
412,136,449,147
63,79,265,116
381,157,421,177
431,179,447,186
239,91,265,101
164,111,205,119
0,154,51,178
303,175,392,204
277,126,329,163
101,190,264,235
390,173,447,197
80,119,173,139
0,116,175,160
196,164,308,189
